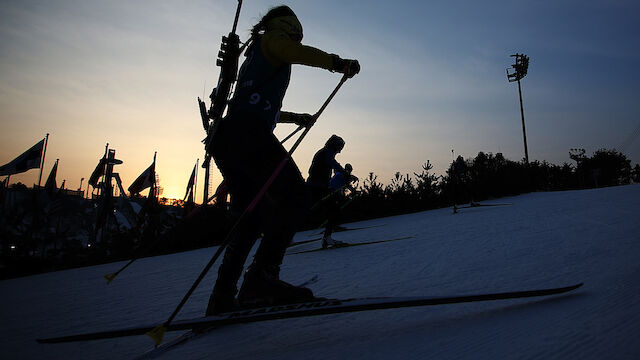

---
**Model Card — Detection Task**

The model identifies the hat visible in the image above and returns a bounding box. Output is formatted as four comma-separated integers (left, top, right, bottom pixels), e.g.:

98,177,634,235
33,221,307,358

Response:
326,135,345,152
264,6,303,41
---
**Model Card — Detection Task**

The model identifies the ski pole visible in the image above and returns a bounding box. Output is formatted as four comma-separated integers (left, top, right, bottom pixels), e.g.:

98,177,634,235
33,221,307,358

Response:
280,125,304,144
104,260,135,284
104,187,223,284
246,74,348,213
314,192,357,230
146,74,349,345
309,181,355,211
288,74,348,155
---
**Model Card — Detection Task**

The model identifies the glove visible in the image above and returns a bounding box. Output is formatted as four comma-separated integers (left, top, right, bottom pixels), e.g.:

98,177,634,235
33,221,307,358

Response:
331,55,360,78
291,113,315,128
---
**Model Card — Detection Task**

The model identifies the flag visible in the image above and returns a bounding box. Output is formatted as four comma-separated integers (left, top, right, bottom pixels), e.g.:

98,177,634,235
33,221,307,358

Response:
88,156,107,187
0,139,45,176
183,163,197,202
128,161,156,195
44,159,59,192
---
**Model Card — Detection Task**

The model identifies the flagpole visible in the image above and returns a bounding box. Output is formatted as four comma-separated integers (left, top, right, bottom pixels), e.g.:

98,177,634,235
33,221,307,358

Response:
203,157,210,206
194,158,199,204
100,143,109,197
152,151,157,199
38,133,49,187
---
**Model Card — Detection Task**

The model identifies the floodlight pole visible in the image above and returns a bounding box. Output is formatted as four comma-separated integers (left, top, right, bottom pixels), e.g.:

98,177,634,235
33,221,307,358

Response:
507,53,530,164
516,78,529,164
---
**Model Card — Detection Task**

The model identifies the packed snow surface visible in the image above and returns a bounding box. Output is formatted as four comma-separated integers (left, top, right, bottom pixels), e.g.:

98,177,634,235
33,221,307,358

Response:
2,185,640,359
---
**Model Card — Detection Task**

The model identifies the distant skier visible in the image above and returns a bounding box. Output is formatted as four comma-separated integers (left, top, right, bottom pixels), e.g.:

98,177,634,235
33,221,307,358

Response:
329,163,357,193
321,163,358,248
307,135,351,248
449,155,477,211
205,5,360,315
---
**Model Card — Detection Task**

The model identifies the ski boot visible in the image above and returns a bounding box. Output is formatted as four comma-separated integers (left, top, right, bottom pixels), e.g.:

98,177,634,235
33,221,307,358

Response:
237,265,315,308
205,283,239,316
322,235,349,249
333,225,349,232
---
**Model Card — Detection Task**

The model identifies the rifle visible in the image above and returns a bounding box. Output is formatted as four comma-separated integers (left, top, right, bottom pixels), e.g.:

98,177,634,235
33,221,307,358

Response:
198,0,243,204
203,0,243,136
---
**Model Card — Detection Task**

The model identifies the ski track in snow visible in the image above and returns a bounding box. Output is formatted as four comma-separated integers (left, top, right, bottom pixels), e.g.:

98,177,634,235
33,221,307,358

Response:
2,184,640,359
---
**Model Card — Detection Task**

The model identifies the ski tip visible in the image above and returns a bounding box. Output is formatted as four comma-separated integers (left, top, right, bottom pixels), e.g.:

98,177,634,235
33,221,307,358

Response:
559,282,584,293
572,282,584,290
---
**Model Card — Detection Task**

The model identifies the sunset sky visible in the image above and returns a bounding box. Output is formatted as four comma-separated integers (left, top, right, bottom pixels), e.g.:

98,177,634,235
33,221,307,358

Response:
1,0,639,202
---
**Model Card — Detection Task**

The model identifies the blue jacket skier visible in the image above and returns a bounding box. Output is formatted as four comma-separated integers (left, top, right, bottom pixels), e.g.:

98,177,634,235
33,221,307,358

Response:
206,6,360,315
329,163,357,193
322,163,358,248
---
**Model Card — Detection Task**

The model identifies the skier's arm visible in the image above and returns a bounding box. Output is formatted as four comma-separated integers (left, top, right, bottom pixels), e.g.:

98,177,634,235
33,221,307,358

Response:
324,151,345,175
262,30,334,69
279,111,314,127
262,30,360,78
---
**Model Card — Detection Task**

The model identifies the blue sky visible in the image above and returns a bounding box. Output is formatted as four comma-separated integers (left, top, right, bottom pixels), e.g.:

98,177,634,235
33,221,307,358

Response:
1,0,639,201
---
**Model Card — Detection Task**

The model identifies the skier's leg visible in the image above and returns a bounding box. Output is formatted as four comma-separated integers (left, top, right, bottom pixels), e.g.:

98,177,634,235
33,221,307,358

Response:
207,122,266,314
237,135,314,305
322,219,334,248
206,211,261,315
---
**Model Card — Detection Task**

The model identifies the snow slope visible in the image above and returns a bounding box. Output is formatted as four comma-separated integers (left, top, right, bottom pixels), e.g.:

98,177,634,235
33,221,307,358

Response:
2,185,640,359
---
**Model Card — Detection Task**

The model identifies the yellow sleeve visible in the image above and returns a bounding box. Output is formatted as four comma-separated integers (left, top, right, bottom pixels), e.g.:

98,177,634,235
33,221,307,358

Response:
262,30,334,70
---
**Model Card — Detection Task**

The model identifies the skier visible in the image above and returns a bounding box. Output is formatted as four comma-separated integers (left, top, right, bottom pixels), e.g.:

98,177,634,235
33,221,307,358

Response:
212,181,229,209
321,163,358,248
449,155,477,212
205,5,360,315
307,135,350,248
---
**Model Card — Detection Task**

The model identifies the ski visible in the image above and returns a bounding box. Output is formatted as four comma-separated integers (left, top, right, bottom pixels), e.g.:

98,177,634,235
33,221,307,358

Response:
289,236,415,255
307,224,385,238
457,202,513,209
334,224,385,232
37,282,582,345
287,238,320,248
36,275,321,345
